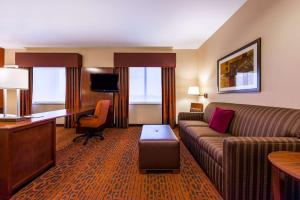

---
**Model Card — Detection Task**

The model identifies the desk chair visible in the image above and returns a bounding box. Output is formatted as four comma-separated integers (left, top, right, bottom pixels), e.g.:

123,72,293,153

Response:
73,100,110,145
190,103,203,112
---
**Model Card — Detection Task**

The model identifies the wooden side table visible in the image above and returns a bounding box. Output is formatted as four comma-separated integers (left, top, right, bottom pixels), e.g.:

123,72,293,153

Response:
268,151,300,200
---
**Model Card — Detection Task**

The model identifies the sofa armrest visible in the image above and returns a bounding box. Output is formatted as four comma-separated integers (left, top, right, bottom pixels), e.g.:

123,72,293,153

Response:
178,112,204,121
223,137,300,200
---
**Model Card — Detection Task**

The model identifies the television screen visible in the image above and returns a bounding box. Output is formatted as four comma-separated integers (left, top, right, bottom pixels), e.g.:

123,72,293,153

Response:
90,73,119,92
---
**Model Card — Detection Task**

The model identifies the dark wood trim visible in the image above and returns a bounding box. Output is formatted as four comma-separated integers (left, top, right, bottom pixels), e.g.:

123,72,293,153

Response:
114,53,176,67
15,53,82,68
217,38,261,94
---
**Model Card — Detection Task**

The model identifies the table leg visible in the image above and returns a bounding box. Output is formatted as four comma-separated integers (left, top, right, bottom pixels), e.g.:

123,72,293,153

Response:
272,166,281,200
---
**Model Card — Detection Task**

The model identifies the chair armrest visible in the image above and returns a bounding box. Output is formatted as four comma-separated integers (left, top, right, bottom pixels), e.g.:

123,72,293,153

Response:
223,137,300,200
74,114,95,127
178,112,204,121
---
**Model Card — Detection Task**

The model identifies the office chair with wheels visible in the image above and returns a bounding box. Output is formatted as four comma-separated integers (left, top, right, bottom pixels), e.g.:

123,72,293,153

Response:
73,100,110,145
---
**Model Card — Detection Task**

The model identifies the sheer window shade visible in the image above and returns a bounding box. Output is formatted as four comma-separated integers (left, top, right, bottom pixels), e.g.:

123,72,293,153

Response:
32,67,66,104
129,67,162,104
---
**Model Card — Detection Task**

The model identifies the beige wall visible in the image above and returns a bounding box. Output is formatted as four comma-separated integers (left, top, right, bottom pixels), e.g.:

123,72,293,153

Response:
4,48,199,121
197,0,300,109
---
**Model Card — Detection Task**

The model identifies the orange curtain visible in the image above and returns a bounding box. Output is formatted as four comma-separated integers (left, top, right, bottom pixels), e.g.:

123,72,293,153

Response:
65,68,81,128
114,67,129,128
20,67,33,116
162,67,176,128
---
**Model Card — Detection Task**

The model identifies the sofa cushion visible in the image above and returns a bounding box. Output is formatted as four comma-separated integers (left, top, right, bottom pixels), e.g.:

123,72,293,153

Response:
185,126,230,141
197,137,226,166
209,107,235,133
179,120,208,131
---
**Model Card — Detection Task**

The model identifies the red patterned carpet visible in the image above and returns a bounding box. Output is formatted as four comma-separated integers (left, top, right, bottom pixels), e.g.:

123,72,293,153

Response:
12,127,222,200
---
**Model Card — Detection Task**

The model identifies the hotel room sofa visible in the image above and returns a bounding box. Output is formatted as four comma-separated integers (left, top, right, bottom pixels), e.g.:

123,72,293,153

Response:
178,102,300,200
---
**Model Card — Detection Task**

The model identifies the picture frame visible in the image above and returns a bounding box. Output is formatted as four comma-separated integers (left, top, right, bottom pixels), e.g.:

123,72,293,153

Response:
217,38,261,94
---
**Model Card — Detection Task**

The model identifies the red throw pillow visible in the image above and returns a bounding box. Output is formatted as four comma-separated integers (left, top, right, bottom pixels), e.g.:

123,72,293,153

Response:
209,107,235,133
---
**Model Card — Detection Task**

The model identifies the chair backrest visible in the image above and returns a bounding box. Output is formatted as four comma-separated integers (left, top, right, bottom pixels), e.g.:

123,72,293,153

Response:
94,100,110,125
203,102,300,137
190,103,203,112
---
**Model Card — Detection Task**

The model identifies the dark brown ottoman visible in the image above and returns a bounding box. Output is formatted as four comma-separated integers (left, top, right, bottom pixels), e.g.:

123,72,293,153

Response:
139,125,180,173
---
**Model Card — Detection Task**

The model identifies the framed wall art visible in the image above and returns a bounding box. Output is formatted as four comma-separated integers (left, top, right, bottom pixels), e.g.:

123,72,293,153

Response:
217,38,261,93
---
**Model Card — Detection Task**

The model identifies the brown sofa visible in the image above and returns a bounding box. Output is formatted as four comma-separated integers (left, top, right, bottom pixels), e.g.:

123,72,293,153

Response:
178,102,300,200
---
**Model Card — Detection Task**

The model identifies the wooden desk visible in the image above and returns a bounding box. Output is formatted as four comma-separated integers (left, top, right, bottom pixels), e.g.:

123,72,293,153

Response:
268,151,300,200
0,107,94,200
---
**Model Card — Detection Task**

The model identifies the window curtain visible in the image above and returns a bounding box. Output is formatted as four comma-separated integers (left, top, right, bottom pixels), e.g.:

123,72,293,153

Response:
114,53,176,128
20,67,33,116
65,68,81,128
114,67,129,128
162,67,176,128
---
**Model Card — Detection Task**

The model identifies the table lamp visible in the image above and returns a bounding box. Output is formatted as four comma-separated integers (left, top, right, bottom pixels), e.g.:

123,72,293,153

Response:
188,86,208,98
0,66,29,121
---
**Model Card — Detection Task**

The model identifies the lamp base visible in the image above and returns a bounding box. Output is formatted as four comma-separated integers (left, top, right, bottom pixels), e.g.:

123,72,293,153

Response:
0,114,27,122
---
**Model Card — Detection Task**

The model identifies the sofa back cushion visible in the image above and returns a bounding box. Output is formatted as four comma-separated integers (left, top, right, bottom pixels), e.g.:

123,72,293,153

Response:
204,102,300,137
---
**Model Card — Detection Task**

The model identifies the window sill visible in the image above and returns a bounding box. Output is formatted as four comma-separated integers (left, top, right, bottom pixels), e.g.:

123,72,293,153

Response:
32,102,65,105
129,102,162,105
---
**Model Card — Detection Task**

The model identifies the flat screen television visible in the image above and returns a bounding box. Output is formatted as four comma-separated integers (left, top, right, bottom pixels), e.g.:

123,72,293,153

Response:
90,73,119,92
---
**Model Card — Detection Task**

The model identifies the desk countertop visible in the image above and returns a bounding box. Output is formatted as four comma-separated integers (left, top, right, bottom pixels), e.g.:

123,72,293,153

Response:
0,106,94,130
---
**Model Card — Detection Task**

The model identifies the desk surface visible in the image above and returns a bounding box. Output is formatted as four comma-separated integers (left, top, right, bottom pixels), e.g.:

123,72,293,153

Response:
0,106,94,130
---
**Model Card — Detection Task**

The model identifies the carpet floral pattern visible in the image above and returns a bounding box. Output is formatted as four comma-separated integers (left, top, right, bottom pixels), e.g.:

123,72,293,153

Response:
12,127,222,200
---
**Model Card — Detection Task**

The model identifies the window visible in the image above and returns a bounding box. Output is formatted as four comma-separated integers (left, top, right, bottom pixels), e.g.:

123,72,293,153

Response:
129,67,162,104
32,67,66,104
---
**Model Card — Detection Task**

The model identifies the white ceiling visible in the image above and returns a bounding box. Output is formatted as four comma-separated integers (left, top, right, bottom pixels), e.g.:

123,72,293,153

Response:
0,0,246,49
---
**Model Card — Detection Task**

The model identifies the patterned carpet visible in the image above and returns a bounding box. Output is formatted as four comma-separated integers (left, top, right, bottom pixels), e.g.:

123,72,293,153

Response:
12,127,222,200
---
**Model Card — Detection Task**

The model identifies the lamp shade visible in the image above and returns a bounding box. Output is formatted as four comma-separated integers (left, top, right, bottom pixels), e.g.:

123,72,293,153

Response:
188,86,200,95
0,68,29,90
